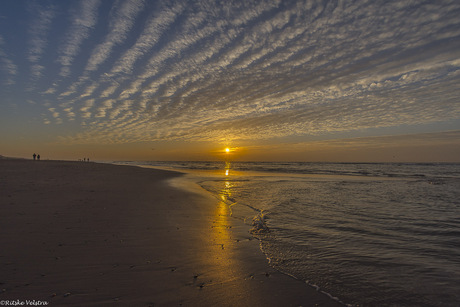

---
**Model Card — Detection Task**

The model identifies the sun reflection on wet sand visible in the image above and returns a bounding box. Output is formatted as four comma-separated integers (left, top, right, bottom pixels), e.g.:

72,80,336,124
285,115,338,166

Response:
224,161,231,177
165,162,267,300
210,179,237,268
204,162,252,293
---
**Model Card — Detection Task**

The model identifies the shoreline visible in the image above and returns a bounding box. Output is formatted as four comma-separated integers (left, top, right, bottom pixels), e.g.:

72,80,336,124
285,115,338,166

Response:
0,159,343,306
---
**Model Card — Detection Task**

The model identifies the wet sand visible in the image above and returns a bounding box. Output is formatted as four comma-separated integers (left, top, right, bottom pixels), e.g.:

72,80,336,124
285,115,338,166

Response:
0,159,343,306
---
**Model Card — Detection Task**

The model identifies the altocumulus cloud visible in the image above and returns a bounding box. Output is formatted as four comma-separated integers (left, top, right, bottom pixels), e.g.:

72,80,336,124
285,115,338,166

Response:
0,0,460,145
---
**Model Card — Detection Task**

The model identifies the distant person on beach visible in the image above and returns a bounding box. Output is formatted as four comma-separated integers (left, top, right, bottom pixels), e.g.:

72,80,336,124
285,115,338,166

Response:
37,154,40,161
33,153,36,160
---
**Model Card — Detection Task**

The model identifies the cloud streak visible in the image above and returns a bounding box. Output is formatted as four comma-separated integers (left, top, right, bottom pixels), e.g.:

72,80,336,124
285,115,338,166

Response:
27,3,55,64
0,35,17,85
58,0,101,77
1,0,460,148
84,0,145,73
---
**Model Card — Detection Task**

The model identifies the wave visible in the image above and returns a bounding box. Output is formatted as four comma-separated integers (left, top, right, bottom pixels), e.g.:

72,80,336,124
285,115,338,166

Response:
250,211,270,234
115,161,460,180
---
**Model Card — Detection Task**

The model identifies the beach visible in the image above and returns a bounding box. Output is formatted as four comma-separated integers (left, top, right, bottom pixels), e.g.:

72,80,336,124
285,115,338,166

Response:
0,159,342,306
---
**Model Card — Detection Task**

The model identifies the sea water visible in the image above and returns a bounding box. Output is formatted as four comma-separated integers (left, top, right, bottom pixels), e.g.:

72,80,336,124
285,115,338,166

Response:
121,161,460,306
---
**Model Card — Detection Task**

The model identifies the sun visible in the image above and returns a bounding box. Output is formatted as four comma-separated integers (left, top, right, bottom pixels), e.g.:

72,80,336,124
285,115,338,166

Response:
225,147,230,153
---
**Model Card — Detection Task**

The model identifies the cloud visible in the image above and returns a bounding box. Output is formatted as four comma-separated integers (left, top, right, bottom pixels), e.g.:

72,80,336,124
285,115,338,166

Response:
48,107,60,118
0,35,17,85
2,1,460,148
100,81,119,97
47,107,63,124
80,99,95,119
58,0,101,77
62,107,76,120
30,64,45,80
84,0,145,73
76,0,459,143
94,99,114,117
107,1,185,78
27,3,55,64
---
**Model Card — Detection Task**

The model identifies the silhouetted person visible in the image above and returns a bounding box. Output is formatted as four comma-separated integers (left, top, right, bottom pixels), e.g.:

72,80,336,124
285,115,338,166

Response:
33,153,36,160
37,154,40,161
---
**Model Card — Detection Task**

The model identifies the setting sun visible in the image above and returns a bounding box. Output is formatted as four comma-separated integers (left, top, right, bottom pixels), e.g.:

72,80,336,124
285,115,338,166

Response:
225,148,230,153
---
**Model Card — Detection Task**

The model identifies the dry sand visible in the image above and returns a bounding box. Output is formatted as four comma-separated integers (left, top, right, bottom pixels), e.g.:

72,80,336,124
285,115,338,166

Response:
0,159,343,306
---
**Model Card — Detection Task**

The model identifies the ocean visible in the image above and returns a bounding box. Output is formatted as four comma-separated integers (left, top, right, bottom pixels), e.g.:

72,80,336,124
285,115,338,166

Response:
119,161,460,306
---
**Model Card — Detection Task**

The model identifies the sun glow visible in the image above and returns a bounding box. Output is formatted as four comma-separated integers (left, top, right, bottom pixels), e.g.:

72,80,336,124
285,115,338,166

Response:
215,146,246,161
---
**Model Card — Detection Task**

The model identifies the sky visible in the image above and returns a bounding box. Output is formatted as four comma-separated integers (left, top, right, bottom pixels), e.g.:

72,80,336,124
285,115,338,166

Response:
1,0,460,162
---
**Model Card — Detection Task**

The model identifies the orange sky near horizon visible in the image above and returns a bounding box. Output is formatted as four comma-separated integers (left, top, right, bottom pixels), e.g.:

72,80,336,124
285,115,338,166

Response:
3,130,459,163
